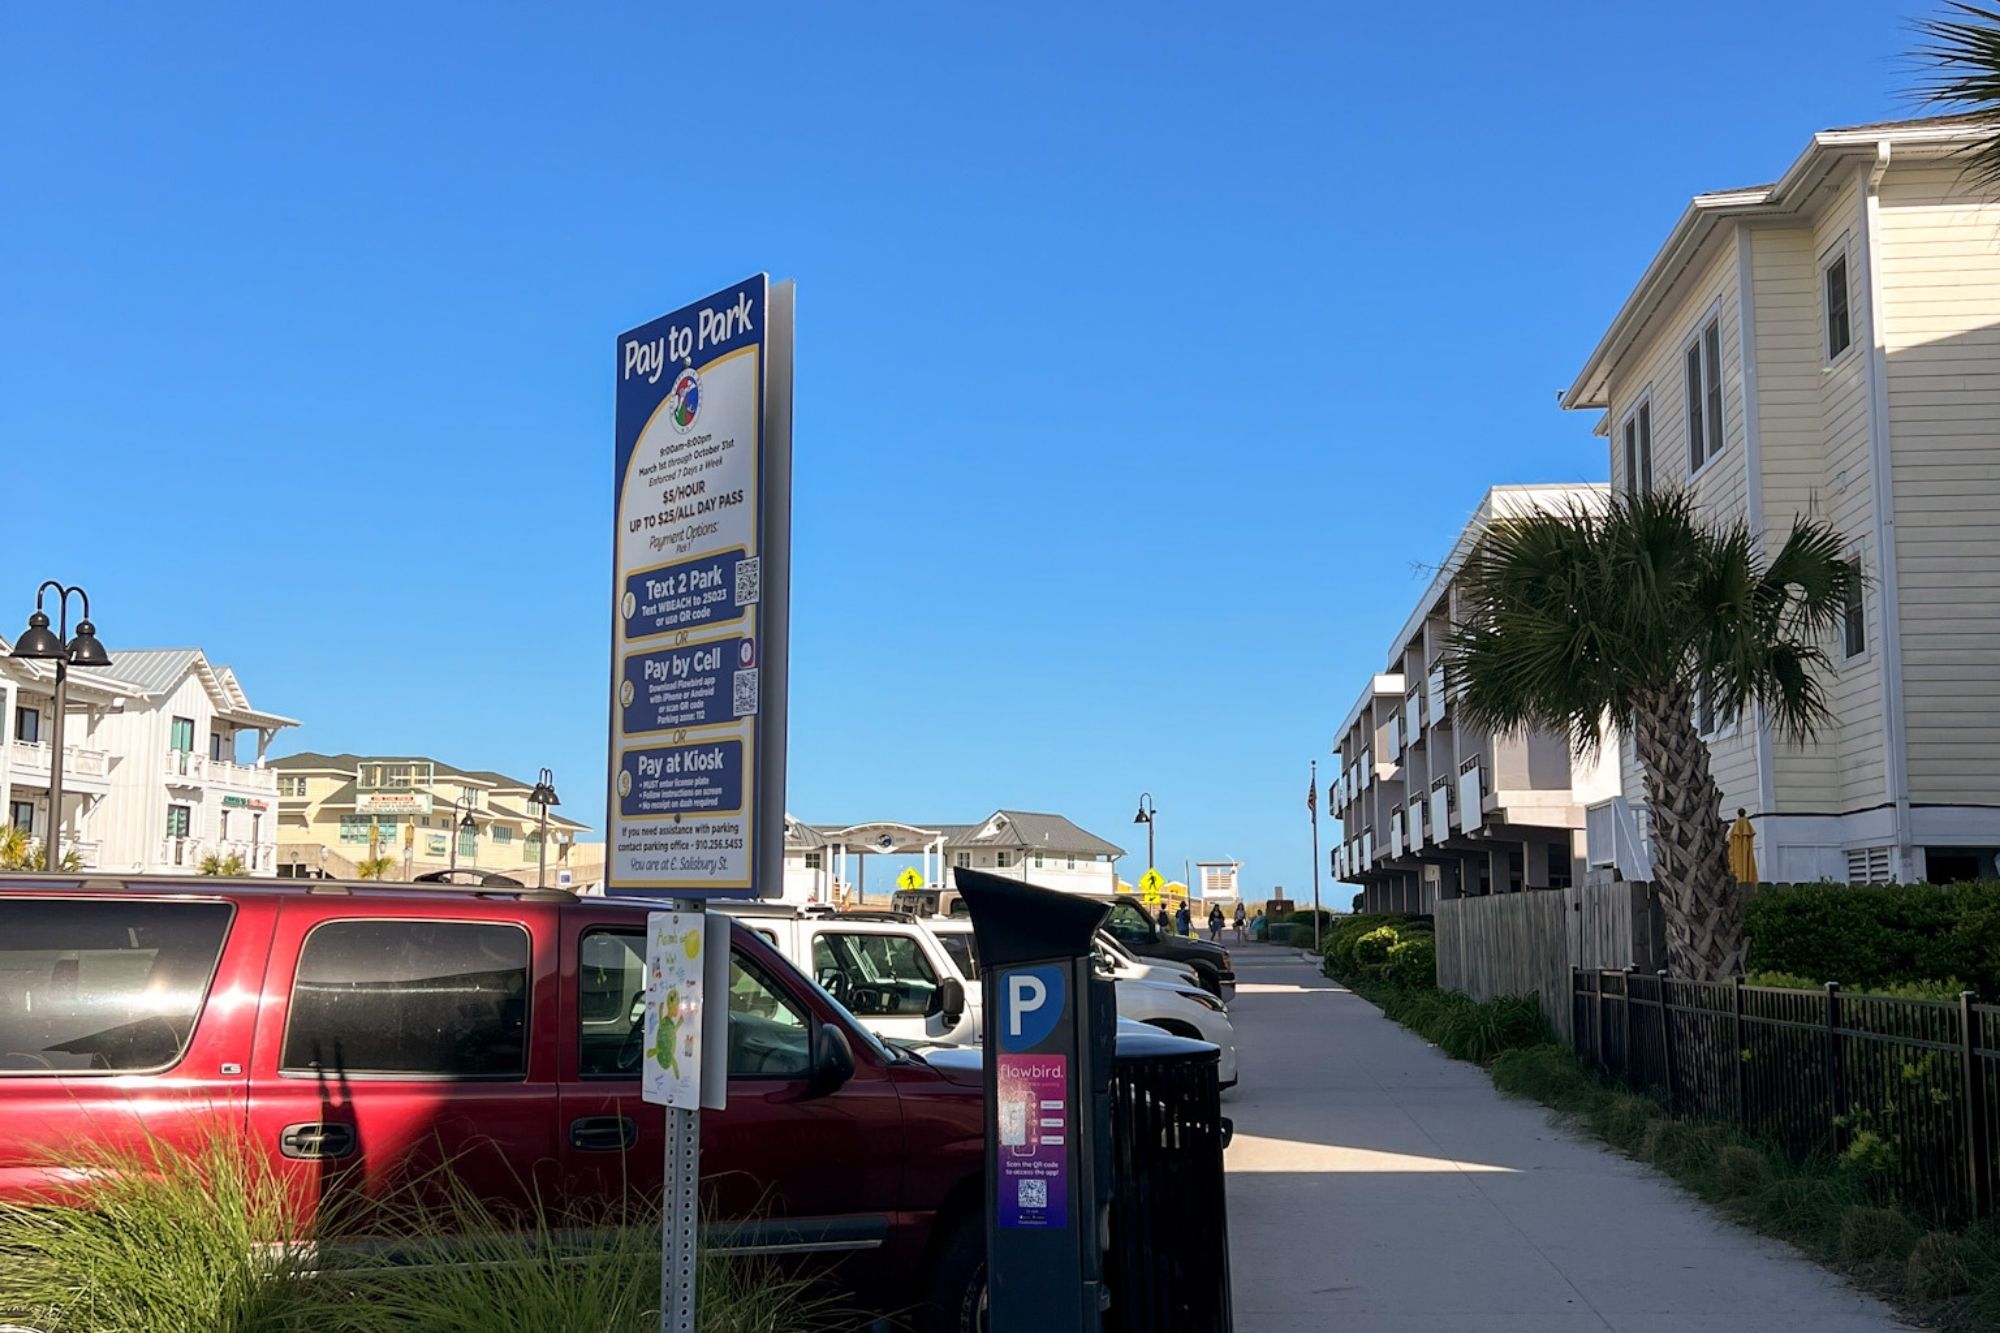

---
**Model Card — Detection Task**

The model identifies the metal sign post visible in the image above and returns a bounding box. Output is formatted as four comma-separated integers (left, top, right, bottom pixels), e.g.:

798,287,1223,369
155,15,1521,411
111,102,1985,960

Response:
611,278,794,1333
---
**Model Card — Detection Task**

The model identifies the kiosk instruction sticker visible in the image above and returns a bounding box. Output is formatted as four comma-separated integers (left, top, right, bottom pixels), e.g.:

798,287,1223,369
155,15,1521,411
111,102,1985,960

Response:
642,910,706,1110
612,277,774,893
997,1053,1069,1228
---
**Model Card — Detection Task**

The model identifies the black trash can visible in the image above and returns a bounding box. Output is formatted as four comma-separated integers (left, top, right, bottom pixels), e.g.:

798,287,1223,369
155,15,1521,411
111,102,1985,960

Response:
1105,1029,1233,1333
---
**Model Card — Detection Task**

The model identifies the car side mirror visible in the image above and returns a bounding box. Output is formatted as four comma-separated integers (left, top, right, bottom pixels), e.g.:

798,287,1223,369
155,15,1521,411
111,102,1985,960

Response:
807,1023,855,1098
936,976,966,1023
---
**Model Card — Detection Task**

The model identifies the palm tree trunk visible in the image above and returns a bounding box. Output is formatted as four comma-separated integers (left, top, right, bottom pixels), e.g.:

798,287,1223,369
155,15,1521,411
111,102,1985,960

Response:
1631,680,1743,981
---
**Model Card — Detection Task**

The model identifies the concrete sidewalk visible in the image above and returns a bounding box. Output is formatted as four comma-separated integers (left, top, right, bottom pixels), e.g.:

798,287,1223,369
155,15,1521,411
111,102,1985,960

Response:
1221,947,1912,1332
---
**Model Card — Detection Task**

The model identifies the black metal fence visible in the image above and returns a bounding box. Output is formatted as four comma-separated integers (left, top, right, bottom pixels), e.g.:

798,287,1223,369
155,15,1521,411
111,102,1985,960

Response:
1106,1042,1232,1332
1572,968,2000,1223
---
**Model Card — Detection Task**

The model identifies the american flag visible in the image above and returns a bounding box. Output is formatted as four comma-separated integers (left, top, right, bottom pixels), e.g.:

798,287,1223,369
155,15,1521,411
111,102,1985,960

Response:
1306,772,1316,815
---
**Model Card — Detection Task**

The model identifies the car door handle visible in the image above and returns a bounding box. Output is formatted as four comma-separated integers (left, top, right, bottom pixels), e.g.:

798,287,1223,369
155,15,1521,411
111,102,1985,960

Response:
568,1115,638,1152
279,1121,356,1160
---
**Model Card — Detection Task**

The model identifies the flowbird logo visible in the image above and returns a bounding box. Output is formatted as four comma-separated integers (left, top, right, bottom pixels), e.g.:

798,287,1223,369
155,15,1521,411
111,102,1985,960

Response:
667,365,702,434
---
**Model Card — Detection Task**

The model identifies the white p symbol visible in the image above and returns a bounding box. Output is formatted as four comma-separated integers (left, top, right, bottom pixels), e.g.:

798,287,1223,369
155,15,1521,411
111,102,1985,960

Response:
1006,974,1047,1038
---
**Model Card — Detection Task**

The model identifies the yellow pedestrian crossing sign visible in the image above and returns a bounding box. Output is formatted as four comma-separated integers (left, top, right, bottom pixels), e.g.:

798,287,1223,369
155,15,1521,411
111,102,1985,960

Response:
1138,868,1164,906
897,866,924,891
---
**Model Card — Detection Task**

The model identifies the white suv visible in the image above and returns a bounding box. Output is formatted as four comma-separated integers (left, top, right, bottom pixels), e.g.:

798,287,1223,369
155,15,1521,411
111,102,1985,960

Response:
716,903,980,1046
925,917,1238,1089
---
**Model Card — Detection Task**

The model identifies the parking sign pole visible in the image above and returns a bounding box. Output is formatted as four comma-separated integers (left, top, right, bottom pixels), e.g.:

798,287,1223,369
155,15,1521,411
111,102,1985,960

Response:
662,1105,701,1332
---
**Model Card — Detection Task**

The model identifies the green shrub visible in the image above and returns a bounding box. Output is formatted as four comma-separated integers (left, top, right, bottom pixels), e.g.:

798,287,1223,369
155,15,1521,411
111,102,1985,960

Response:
1745,880,2000,995
1384,933,1437,990
1709,1144,1772,1201
1837,1206,1922,1270
1744,970,1969,1002
1321,913,1425,979
1437,992,1544,1061
1352,926,1400,969
1490,1044,1607,1115
1906,1230,1978,1299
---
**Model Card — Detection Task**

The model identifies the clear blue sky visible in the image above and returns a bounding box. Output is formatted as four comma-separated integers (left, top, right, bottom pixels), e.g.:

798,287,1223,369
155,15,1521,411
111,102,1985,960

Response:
0,2,1935,902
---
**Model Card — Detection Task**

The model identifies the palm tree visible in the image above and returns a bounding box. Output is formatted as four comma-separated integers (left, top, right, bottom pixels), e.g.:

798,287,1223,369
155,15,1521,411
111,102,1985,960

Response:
198,852,247,877
1447,491,1859,981
356,855,396,881
1914,4,2000,188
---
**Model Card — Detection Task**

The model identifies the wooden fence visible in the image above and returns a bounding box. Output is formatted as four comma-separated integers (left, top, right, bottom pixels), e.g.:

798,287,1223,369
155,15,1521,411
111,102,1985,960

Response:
1435,883,1664,1038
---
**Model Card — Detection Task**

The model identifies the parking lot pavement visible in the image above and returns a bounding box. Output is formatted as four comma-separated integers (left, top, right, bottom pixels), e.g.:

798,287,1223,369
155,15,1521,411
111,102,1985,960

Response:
1221,946,1915,1333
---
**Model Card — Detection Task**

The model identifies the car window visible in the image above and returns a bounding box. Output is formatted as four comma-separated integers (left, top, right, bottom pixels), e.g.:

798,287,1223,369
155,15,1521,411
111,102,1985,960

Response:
1106,902,1153,945
937,932,979,981
0,898,232,1075
282,919,529,1079
810,931,939,1017
727,952,811,1078
578,929,648,1079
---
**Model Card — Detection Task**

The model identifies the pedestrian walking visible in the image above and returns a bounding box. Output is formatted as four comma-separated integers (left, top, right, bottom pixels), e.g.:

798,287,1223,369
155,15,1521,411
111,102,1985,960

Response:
1174,903,1191,937
1155,903,1172,934
1232,902,1247,943
1207,904,1225,942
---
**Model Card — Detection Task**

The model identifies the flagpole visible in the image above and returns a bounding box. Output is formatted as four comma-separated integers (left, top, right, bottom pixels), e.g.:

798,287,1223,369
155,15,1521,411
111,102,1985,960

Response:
1310,757,1322,953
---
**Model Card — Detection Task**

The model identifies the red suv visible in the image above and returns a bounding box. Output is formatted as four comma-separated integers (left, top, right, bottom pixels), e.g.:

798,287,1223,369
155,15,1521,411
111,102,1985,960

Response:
0,878,989,1329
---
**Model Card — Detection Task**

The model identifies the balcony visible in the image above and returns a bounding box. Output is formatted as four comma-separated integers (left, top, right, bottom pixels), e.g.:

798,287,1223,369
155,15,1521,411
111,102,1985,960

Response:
9,739,113,791
1457,763,1485,834
1429,784,1452,843
163,751,279,799
1403,693,1424,750
158,837,277,874
1586,797,1655,882
1426,665,1448,728
1388,810,1406,859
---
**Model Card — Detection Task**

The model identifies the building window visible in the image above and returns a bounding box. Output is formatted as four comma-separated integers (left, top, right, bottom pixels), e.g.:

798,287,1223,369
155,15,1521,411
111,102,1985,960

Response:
1842,558,1866,659
278,776,306,798
459,827,478,859
209,732,226,762
1034,853,1044,869
8,800,33,833
1621,397,1653,496
1067,855,1077,870
804,851,822,870
169,717,195,753
996,851,1012,869
1825,252,1852,360
954,851,970,869
492,826,512,845
337,816,374,845
1685,316,1723,473
166,805,192,839
13,706,39,745
281,919,530,1078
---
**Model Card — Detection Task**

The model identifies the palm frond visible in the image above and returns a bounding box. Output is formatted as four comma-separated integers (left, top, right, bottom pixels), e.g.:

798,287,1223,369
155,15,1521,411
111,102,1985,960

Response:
1912,3,2000,190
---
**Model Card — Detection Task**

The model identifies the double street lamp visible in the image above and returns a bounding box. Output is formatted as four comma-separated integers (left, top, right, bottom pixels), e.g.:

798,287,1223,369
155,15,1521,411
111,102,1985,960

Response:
529,768,559,889
9,584,110,872
1132,792,1158,873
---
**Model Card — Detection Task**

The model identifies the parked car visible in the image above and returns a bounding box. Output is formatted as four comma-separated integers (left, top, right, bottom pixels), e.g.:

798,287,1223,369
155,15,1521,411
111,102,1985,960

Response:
888,886,967,919
924,918,1237,1088
714,901,979,1047
0,878,989,1330
1092,894,1235,999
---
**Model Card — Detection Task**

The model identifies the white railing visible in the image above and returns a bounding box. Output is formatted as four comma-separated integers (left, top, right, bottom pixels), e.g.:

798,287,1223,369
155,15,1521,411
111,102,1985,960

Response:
1412,801,1427,848
1361,831,1374,864
1426,665,1448,726
1429,784,1451,842
1404,693,1423,748
160,836,204,867
165,750,206,782
1389,811,1406,858
1360,749,1373,786
1585,797,1655,881
8,739,112,781
1458,763,1484,834
1386,716,1402,759
207,758,277,794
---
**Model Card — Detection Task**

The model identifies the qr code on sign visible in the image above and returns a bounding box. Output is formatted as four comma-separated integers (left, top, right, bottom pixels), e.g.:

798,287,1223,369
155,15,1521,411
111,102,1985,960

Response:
734,556,761,606
1016,1179,1046,1209
733,668,759,718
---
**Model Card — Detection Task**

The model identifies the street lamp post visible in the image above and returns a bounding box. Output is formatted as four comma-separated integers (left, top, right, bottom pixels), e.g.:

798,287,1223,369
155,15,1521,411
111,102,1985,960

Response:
529,768,559,889
1132,793,1157,873
9,583,110,872
447,797,477,876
